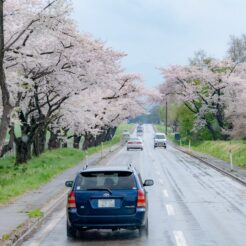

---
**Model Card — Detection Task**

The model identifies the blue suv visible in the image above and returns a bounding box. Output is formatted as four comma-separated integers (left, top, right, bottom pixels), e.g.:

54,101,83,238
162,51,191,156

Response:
65,165,154,238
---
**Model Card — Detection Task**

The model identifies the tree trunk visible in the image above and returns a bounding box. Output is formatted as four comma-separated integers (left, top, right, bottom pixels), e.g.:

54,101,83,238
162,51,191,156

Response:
73,135,81,149
15,137,32,164
104,128,111,141
112,127,117,137
106,127,116,141
33,128,46,156
95,131,106,145
82,133,96,150
48,131,61,149
0,2,13,156
82,133,89,150
205,122,217,140
0,125,14,157
62,142,68,148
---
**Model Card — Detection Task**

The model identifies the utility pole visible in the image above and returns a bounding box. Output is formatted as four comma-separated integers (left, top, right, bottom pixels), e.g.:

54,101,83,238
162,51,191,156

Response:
165,101,168,136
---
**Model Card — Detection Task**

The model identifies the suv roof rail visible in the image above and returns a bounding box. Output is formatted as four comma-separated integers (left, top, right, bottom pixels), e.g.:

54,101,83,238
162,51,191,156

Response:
83,164,88,170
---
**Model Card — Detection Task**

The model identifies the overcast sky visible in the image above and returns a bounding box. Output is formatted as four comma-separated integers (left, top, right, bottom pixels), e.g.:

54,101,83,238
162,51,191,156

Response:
71,0,246,87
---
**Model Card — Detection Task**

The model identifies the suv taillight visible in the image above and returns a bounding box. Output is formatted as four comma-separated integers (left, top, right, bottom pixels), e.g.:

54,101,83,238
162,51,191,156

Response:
67,191,76,208
137,190,146,208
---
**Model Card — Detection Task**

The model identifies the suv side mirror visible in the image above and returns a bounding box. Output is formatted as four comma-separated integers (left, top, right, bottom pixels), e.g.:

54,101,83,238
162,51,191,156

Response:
65,180,73,187
143,179,154,187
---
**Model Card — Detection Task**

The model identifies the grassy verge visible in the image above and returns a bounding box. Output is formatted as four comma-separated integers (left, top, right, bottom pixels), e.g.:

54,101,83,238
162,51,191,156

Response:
155,124,172,135
0,123,135,205
27,209,44,218
0,148,85,204
180,140,246,168
155,124,246,168
155,124,165,133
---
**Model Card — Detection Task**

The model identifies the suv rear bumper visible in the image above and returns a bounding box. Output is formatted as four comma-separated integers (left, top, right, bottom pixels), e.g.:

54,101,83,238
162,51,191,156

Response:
67,208,146,230
154,142,166,147
127,146,143,149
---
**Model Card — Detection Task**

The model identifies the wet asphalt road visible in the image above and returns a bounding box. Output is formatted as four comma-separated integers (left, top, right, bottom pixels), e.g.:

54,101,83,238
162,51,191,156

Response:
23,125,246,246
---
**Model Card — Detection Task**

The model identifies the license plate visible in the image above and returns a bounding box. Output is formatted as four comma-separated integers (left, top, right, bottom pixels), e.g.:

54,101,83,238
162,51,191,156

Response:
98,199,115,208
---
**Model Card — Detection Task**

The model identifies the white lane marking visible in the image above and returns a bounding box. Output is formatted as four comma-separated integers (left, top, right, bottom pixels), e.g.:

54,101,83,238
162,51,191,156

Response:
159,178,164,185
166,204,175,216
163,189,169,198
29,209,65,246
173,231,187,246
156,171,161,176
149,152,154,159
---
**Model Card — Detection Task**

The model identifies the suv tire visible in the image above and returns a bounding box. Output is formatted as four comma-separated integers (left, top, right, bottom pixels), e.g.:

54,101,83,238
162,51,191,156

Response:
139,219,148,237
67,221,77,239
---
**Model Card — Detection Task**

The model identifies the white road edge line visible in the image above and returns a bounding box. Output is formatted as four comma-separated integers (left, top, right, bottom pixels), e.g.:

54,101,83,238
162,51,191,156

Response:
163,189,169,198
159,178,164,185
173,230,188,246
29,209,66,246
166,204,175,216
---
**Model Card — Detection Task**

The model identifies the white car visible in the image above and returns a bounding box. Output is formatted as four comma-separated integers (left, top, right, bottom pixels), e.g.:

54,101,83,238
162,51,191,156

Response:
127,137,143,151
122,130,130,139
154,133,167,148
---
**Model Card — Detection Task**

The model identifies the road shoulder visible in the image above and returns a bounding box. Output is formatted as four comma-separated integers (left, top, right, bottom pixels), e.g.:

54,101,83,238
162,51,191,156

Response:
0,143,123,246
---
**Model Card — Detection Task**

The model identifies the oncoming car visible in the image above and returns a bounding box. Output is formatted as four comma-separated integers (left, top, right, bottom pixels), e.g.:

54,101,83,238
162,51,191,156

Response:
65,165,154,238
127,137,143,151
154,132,167,149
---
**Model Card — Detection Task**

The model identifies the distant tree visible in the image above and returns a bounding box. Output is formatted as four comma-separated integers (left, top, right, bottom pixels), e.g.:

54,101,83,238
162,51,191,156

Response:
228,34,246,63
189,50,211,67
158,59,242,140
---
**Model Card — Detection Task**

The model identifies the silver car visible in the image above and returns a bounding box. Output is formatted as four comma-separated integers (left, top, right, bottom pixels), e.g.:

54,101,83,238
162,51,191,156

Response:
127,137,143,151
154,133,167,148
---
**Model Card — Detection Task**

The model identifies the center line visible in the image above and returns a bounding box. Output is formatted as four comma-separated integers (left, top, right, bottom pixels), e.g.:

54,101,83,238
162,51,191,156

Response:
173,231,187,246
166,204,175,216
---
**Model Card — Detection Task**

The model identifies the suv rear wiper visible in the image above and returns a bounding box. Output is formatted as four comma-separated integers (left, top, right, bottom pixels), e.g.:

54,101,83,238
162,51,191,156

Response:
86,188,112,195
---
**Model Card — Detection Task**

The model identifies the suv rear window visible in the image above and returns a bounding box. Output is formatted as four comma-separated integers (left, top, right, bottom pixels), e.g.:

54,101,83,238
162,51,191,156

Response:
155,135,165,139
76,171,137,190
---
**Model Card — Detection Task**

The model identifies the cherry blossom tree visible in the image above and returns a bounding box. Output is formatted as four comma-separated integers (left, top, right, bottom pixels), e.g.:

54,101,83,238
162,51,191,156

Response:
158,59,242,140
0,0,147,164
56,72,145,150
0,0,70,157
223,65,246,139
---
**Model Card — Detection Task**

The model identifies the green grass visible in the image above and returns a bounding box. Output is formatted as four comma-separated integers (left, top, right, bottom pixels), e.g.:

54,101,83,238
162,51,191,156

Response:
0,123,135,205
155,124,246,168
155,124,172,135
155,124,165,133
1,234,10,241
0,148,85,204
183,140,246,168
27,209,43,218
